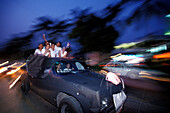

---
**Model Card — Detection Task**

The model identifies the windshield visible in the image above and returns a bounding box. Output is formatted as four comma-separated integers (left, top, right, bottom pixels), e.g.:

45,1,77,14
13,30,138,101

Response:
55,61,87,74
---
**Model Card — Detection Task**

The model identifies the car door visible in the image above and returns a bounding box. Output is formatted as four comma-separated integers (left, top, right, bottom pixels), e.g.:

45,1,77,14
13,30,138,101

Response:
28,60,64,105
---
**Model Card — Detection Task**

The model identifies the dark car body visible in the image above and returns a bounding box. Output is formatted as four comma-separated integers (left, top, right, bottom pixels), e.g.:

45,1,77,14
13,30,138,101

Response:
21,55,126,113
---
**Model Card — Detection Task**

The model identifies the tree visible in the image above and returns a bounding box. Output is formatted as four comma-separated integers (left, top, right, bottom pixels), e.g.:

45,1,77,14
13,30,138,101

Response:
69,13,119,53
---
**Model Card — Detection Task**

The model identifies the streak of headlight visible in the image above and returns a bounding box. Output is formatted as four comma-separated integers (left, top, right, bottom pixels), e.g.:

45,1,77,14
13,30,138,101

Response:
0,61,9,67
7,67,21,75
0,63,17,73
139,71,151,76
110,53,122,58
153,52,170,59
0,67,8,73
9,75,21,89
140,75,170,82
7,63,26,75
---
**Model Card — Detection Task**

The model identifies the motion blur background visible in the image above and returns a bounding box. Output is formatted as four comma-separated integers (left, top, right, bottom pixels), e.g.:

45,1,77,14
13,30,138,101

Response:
0,0,169,60
0,0,170,113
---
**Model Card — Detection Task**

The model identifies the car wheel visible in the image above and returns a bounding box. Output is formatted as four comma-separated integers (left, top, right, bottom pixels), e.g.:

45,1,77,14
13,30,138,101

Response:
21,75,30,95
59,96,83,113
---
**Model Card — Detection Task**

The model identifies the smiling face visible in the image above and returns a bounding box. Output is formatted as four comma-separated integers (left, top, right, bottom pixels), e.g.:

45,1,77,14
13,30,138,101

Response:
56,42,61,47
51,44,55,50
38,44,43,49
46,44,50,50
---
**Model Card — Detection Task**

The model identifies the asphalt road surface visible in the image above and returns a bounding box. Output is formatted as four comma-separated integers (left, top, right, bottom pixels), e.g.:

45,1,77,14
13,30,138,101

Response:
0,62,170,113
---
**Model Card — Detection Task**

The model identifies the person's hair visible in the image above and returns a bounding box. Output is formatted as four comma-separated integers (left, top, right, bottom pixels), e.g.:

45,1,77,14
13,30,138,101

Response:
65,47,71,52
38,43,43,49
46,44,50,46
56,41,62,47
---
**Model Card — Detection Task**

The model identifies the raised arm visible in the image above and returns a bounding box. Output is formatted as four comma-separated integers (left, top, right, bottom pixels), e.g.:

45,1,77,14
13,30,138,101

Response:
43,34,47,42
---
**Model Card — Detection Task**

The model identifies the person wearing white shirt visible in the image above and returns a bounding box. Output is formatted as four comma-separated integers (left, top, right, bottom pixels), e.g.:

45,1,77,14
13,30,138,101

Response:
55,42,62,57
34,43,44,55
49,43,56,58
63,63,72,72
42,44,51,57
59,47,67,58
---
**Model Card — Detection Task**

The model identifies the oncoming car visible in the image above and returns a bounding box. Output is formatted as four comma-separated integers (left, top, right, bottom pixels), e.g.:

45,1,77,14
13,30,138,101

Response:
21,55,127,113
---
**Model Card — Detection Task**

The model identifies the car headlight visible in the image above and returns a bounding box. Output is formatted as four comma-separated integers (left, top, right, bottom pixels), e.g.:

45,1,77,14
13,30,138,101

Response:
101,97,108,110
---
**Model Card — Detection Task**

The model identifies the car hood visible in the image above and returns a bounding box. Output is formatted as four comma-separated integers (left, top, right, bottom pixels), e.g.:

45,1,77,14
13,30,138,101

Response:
62,71,123,93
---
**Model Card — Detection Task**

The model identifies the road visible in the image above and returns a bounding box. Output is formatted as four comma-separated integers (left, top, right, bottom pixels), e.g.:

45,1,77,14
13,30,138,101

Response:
0,61,170,113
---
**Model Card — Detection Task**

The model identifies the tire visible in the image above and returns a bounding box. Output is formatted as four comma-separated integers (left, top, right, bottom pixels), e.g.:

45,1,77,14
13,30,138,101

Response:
21,75,30,95
59,96,83,113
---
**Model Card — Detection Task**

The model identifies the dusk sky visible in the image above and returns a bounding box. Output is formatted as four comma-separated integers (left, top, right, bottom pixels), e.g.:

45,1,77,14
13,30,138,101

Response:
0,0,169,51
0,0,115,45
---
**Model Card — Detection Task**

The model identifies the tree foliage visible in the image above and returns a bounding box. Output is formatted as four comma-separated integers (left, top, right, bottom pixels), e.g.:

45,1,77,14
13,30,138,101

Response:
69,13,119,53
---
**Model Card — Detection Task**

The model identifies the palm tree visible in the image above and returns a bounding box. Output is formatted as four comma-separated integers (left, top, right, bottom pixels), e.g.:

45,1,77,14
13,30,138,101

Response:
32,16,54,31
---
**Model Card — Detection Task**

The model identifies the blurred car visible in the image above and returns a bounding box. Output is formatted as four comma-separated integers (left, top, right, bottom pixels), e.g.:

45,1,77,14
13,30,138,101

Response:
21,55,126,113
102,61,169,79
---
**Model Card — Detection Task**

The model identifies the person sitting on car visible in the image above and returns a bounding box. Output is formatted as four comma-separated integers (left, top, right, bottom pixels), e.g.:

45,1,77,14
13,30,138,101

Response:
34,43,44,55
59,47,67,58
55,42,62,57
42,34,52,49
49,43,56,58
42,44,51,57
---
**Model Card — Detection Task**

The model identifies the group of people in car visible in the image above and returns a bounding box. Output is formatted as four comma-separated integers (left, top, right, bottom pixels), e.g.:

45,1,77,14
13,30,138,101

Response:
34,34,71,58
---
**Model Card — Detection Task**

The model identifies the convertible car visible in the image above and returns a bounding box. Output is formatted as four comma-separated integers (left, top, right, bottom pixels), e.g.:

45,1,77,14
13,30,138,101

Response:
21,55,126,113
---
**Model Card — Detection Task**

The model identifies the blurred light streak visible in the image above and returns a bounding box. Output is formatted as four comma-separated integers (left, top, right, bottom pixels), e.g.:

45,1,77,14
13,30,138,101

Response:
9,75,21,89
153,52,170,59
0,63,17,73
110,53,122,58
7,63,26,75
112,54,144,62
0,61,9,67
134,63,146,66
146,45,167,53
7,68,21,75
164,31,170,35
140,75,170,82
165,14,170,18
162,63,170,65
0,67,8,73
125,57,144,64
139,71,151,76
99,64,117,67
114,42,138,49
